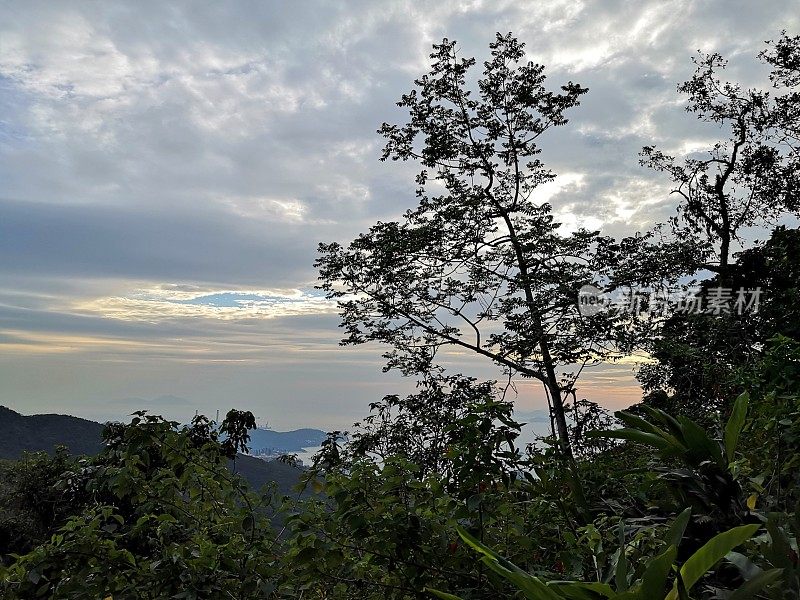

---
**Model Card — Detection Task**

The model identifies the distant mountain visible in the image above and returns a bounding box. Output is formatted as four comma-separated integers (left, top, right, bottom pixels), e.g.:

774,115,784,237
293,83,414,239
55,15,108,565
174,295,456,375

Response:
247,427,327,454
0,406,308,495
513,409,551,423
0,406,105,458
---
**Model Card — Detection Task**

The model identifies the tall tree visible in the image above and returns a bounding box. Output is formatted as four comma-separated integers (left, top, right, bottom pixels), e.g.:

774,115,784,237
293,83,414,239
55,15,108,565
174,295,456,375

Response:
637,33,800,417
641,33,800,276
317,34,626,482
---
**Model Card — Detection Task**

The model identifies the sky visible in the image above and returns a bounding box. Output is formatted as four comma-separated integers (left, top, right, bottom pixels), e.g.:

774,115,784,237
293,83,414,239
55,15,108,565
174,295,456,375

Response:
0,0,796,430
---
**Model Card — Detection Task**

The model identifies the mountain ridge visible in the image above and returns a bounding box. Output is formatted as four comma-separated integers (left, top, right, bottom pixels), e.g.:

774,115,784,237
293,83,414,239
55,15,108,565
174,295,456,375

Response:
0,406,316,495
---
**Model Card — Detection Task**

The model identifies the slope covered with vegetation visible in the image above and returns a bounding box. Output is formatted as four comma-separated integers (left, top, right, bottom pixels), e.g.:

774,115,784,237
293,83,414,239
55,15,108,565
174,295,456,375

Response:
0,406,105,459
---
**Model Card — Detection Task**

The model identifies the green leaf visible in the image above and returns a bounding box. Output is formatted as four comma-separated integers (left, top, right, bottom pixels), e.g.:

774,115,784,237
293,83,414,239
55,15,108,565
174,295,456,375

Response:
663,508,691,551
616,411,685,450
677,416,723,467
615,521,629,592
478,556,564,600
426,588,464,600
456,527,563,600
727,568,783,600
638,406,687,443
35,582,51,597
241,514,254,532
586,429,674,452
724,392,749,463
456,526,504,563
765,516,794,570
615,412,668,437
547,581,614,599
638,545,677,600
666,524,760,600
725,551,762,581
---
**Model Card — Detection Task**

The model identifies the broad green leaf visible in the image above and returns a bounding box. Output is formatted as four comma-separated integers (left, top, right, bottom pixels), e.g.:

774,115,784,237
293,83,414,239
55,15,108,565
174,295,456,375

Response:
677,416,723,467
725,551,762,581
765,517,794,570
639,545,677,600
456,526,506,564
728,568,783,600
615,412,668,437
724,392,749,463
666,524,760,600
477,556,564,600
615,411,685,450
638,406,686,443
663,508,692,551
457,527,563,600
586,429,674,452
547,581,614,599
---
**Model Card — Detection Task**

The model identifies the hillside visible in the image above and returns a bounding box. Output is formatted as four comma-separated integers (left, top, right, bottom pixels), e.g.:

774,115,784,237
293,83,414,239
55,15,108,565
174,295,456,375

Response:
230,454,308,496
0,406,105,459
0,406,307,495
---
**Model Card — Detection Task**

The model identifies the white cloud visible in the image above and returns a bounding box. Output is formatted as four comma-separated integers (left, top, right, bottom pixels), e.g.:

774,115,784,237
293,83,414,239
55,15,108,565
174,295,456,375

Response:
74,287,338,322
0,0,797,423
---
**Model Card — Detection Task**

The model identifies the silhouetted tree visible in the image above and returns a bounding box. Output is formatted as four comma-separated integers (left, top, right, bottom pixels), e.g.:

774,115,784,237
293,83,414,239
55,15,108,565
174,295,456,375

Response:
317,35,637,512
637,35,800,418
641,33,800,276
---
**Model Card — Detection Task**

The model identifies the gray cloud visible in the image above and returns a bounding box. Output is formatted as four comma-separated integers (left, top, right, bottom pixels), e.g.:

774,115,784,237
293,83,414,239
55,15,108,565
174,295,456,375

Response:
0,0,797,426
0,198,317,285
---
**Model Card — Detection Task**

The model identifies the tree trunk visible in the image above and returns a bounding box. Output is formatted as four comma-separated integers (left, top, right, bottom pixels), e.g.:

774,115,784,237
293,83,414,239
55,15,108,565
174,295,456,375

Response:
719,228,730,278
539,336,589,518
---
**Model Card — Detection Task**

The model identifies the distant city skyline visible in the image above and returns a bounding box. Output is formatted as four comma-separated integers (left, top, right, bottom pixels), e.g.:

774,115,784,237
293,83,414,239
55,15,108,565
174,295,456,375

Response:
1,1,796,429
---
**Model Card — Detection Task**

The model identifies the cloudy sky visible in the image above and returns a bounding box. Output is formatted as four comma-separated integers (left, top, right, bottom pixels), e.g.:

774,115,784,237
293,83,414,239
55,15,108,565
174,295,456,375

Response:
0,0,796,429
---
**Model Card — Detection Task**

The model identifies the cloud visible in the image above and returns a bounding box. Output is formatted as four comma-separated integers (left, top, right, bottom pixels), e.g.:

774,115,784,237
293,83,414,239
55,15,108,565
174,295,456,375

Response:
0,0,797,426
76,287,338,321
0,198,318,285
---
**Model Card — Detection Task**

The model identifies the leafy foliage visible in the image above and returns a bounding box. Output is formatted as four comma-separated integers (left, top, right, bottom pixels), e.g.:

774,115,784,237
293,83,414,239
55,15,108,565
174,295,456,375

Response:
0,449,78,560
2,31,799,600
428,519,771,600
1,412,281,599
317,33,635,470
641,33,800,273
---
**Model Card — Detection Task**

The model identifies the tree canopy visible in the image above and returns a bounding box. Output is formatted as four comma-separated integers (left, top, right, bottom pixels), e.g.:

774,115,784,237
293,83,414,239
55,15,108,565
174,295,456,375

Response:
318,34,633,469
